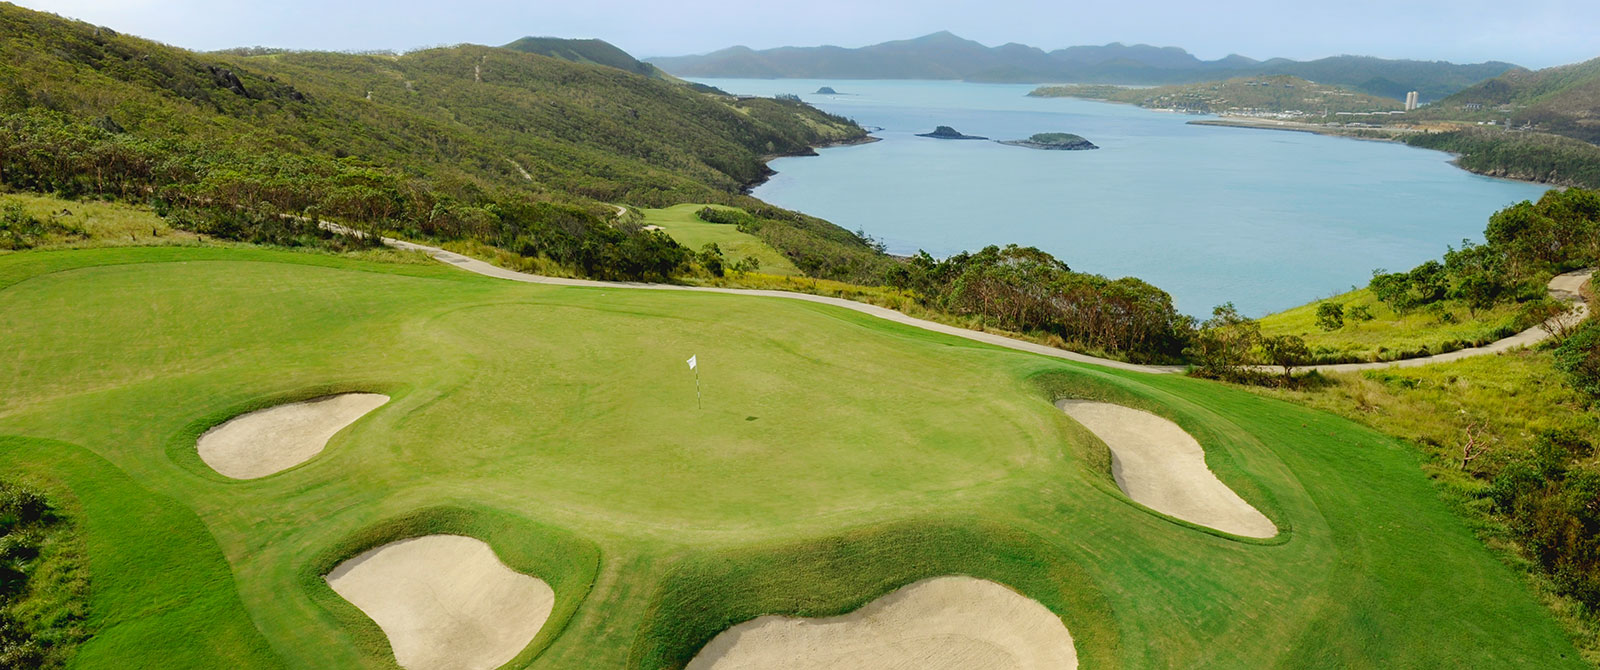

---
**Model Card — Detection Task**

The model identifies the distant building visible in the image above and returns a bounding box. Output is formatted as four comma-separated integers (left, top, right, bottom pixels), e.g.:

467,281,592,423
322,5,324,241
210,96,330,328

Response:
1404,91,1419,111
1464,103,1483,111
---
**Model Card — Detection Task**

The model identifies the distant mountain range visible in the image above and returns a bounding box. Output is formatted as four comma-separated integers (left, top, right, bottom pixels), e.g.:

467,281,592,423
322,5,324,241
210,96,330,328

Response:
648,32,1519,101
1429,57,1600,143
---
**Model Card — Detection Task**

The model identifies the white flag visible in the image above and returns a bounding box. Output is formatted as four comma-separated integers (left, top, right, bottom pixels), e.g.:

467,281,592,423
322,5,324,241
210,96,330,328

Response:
687,355,697,371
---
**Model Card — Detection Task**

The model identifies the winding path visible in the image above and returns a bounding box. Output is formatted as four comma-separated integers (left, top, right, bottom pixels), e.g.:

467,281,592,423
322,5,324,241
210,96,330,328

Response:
365,227,1588,377
1295,269,1592,374
382,237,1176,374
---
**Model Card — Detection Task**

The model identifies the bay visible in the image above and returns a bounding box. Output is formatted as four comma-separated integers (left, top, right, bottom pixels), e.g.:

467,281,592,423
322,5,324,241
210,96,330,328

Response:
698,78,1551,316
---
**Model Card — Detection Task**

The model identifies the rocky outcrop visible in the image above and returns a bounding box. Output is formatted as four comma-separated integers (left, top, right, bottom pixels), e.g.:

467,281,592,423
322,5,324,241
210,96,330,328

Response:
998,132,1099,150
916,125,988,140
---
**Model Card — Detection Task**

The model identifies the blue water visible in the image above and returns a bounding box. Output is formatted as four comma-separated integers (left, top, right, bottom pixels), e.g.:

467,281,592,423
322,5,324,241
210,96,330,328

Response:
698,78,1550,316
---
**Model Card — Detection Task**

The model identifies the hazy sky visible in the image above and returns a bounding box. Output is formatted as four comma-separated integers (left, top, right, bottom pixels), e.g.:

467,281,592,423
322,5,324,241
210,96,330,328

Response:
13,0,1599,69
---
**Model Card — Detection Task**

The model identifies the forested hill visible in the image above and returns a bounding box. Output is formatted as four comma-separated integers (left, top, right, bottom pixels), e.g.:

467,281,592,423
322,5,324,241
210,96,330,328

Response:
1422,57,1600,144
501,36,670,80
0,3,893,280
649,32,1516,101
0,4,866,203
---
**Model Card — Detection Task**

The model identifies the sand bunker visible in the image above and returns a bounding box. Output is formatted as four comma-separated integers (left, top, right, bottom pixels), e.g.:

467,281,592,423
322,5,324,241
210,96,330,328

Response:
686,576,1077,670
197,393,388,479
1059,400,1276,538
325,535,554,670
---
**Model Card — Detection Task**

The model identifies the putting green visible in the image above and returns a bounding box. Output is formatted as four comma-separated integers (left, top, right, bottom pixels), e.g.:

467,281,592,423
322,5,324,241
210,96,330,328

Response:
0,246,1585,669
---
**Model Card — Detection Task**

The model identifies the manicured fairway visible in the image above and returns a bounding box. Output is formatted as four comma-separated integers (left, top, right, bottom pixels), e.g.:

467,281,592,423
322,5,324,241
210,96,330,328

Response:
0,246,1586,669
638,204,802,276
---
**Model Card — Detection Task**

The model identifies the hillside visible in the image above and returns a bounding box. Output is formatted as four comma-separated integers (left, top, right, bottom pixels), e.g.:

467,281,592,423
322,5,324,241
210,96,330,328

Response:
1032,75,1402,115
0,3,889,281
501,36,670,79
1423,57,1600,143
649,32,1517,101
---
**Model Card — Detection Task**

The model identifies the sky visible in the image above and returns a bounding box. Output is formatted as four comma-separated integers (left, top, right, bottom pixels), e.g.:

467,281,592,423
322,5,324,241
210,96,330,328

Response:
12,0,1599,69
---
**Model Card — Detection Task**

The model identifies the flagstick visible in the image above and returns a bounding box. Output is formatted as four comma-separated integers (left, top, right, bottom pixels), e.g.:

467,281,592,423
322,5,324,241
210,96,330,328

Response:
695,368,702,410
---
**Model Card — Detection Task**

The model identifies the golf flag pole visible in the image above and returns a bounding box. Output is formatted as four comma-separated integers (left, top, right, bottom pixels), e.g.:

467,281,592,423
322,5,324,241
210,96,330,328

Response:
687,354,700,409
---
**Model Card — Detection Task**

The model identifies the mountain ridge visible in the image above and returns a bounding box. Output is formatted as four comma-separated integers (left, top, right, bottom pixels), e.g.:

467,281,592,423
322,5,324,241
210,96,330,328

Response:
649,32,1519,101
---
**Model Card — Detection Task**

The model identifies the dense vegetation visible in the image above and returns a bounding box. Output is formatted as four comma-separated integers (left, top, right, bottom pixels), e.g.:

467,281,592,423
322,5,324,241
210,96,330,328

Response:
1403,128,1600,189
0,479,84,669
1032,75,1402,115
0,4,878,281
885,244,1192,362
1366,188,1596,316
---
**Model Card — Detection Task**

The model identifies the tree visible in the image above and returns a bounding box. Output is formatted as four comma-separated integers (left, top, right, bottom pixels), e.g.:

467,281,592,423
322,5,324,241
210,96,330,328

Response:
697,243,725,278
1186,303,1261,375
1260,334,1311,383
1315,301,1345,331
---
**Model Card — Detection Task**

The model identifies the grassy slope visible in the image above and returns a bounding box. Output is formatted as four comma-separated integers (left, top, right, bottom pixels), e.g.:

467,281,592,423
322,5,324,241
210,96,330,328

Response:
1259,286,1528,362
2,438,283,669
638,204,801,276
0,3,866,206
0,246,1586,668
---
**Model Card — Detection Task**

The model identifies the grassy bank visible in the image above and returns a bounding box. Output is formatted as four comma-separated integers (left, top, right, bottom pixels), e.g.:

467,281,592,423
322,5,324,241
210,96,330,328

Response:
1260,285,1533,363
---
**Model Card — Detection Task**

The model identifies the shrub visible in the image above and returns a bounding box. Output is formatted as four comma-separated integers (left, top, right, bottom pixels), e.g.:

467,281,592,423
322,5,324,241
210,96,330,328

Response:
1555,321,1600,399
1315,301,1345,331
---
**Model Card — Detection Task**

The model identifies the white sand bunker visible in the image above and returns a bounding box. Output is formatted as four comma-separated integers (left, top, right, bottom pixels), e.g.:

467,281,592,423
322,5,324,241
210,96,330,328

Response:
326,535,554,670
687,576,1077,670
197,393,388,479
1059,400,1276,538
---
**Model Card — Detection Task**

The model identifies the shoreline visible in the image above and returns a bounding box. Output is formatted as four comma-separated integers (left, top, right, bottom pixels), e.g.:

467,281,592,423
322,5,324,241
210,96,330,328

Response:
742,133,881,194
1188,117,1565,189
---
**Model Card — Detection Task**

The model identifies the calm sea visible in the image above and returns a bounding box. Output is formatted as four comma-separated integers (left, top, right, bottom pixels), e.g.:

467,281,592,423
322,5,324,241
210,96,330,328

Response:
697,78,1550,316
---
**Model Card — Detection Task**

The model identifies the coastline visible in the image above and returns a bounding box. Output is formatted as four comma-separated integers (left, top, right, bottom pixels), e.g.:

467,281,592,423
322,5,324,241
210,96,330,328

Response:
742,133,881,193
1188,117,1566,189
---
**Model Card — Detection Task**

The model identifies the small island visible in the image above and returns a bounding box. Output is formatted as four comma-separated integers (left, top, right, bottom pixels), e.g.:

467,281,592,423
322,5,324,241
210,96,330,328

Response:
815,86,838,94
997,132,1099,151
916,125,988,140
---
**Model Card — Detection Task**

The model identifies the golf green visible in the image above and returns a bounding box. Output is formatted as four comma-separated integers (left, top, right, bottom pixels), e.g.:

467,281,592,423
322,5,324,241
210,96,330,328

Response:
0,246,1584,668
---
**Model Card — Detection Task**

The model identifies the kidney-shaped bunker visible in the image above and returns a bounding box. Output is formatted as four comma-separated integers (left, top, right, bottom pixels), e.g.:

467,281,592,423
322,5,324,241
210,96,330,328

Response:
326,534,554,670
687,576,1077,670
197,393,388,479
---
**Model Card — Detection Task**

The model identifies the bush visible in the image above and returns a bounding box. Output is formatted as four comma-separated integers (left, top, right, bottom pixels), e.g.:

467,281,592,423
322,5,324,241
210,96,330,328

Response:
1315,301,1345,331
1555,321,1600,399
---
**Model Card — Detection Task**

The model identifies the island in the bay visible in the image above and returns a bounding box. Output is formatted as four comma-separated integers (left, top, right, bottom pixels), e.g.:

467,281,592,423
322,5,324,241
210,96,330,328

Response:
815,86,838,94
916,125,989,140
998,132,1100,150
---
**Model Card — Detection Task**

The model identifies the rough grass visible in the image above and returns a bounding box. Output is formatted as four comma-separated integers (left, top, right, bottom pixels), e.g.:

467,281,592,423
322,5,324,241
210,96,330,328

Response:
0,192,195,250
0,246,1588,669
637,204,802,276
1254,348,1600,663
1259,285,1532,362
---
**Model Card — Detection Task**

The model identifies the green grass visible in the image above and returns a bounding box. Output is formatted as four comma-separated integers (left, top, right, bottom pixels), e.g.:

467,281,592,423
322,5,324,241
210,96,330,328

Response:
1254,348,1600,661
0,246,1588,668
1259,286,1529,362
637,204,802,276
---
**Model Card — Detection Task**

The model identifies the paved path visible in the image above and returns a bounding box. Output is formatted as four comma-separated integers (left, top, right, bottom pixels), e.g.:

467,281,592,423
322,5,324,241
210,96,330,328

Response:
382,237,1181,374
363,227,1590,377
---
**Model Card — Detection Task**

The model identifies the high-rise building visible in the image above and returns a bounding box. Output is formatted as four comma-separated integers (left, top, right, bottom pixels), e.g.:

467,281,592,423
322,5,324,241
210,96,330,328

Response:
1404,91,1420,111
